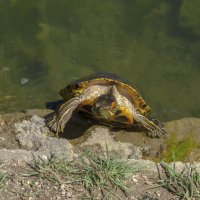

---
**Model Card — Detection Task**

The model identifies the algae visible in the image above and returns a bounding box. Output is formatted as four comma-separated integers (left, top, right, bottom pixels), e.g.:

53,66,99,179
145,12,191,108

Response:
160,132,199,162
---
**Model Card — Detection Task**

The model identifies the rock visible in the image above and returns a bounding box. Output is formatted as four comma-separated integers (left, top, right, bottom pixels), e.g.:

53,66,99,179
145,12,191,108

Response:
0,137,6,148
16,132,74,160
165,117,200,141
0,149,34,163
0,115,5,127
6,115,75,163
1,109,52,125
80,126,143,159
112,118,200,162
157,161,200,174
23,109,52,117
128,159,157,172
14,115,49,136
2,112,26,124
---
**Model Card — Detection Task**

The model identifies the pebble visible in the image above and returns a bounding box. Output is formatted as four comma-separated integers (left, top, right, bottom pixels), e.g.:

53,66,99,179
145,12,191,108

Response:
0,137,6,148
60,184,65,190
0,115,5,127
155,191,161,197
61,190,66,196
132,175,138,183
21,78,29,85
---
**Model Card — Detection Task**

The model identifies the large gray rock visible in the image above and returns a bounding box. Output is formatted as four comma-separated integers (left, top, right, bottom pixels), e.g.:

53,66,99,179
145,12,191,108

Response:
0,149,35,163
16,131,74,161
0,115,74,163
165,117,200,140
80,126,143,159
14,115,49,136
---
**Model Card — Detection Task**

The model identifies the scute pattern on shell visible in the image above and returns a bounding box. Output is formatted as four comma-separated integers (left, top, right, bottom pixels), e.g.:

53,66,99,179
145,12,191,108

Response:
59,72,151,116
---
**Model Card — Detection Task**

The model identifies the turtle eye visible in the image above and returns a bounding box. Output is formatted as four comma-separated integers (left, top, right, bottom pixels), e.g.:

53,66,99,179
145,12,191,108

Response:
74,83,79,89
140,102,147,108
142,104,147,108
72,83,79,91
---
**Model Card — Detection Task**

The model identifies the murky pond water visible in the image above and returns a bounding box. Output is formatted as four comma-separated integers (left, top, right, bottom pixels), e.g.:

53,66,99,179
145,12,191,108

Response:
0,0,200,122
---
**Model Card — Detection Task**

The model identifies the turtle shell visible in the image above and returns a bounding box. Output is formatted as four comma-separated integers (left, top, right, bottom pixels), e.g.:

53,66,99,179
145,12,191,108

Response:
59,73,151,117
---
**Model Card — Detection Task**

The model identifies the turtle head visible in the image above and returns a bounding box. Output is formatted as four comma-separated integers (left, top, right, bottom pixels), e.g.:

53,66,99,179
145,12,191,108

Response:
92,94,118,120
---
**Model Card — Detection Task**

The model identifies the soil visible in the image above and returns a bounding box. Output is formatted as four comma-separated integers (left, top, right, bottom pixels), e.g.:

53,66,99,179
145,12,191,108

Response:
0,160,178,200
0,109,199,199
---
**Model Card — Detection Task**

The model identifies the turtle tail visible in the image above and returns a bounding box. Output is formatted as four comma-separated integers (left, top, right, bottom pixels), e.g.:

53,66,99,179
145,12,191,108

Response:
136,113,166,137
47,97,80,133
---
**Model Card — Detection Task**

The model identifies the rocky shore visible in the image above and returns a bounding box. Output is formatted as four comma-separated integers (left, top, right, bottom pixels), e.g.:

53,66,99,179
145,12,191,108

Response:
0,109,199,199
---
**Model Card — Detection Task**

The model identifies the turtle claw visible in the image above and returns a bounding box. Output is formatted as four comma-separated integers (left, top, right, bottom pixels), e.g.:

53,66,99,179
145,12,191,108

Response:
146,126,166,138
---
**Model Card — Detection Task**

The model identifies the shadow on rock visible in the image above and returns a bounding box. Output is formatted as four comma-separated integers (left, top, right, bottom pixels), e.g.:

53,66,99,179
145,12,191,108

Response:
44,110,148,140
44,111,96,139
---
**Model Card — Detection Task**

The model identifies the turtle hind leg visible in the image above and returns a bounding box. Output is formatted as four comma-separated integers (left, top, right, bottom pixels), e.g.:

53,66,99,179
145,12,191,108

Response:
136,113,166,137
47,97,80,134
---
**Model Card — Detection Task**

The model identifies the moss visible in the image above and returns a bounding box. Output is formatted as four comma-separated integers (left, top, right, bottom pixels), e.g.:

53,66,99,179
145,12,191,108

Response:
161,132,199,162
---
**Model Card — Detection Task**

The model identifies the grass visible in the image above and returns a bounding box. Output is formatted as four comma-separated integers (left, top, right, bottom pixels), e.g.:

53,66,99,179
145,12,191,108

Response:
72,151,141,198
0,170,7,192
24,155,74,183
23,151,141,199
156,161,200,200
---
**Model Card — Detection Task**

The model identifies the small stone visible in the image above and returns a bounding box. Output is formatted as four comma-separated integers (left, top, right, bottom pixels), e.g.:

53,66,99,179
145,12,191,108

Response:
61,190,66,196
21,78,29,85
142,174,152,185
66,192,72,198
35,181,39,186
155,191,161,197
60,184,65,190
53,186,58,190
132,175,138,183
0,137,6,148
40,155,48,161
0,115,5,127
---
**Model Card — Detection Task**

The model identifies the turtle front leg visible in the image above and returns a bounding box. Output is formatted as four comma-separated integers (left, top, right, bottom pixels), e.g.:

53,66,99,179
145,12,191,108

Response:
47,96,81,134
47,85,112,134
135,113,166,137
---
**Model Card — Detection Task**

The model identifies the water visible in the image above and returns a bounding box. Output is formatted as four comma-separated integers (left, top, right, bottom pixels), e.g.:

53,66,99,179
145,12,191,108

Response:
0,0,200,122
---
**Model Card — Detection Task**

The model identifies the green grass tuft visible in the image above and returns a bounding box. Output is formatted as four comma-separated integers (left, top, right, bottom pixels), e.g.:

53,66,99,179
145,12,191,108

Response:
0,170,7,191
72,151,140,196
24,151,141,199
157,161,200,200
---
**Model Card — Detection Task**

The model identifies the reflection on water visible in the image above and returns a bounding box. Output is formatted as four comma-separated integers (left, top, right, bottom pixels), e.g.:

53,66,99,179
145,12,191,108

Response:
0,0,200,121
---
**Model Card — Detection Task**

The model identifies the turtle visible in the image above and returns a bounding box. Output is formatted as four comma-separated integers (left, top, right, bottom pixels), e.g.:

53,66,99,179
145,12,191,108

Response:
47,73,166,137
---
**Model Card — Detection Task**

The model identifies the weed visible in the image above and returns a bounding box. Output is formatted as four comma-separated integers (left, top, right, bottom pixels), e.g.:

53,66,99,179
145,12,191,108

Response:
72,151,141,198
23,151,141,199
0,170,7,192
157,161,200,200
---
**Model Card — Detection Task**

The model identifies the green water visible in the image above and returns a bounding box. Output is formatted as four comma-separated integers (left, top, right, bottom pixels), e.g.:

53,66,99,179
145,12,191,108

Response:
0,0,200,121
